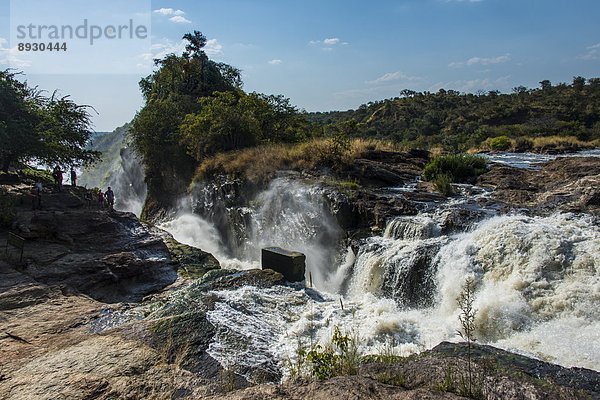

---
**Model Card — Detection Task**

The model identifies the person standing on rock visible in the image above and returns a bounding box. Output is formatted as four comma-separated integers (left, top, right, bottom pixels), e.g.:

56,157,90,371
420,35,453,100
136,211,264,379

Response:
97,189,105,209
105,187,115,211
70,167,77,187
53,165,65,192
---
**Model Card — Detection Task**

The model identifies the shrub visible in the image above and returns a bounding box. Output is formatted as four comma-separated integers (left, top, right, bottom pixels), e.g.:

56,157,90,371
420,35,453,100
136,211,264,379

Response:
512,137,533,152
423,154,488,183
484,135,512,151
19,167,54,185
433,174,454,196
288,326,361,381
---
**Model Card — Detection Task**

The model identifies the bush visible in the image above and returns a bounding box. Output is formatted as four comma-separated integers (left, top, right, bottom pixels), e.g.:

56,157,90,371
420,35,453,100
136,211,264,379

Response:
423,154,488,183
484,136,512,151
287,326,361,381
512,137,533,152
433,174,454,196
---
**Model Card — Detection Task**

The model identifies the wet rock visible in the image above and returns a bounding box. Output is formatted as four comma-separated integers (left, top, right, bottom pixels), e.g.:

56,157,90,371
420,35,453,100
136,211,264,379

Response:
161,235,220,279
262,247,306,282
13,209,177,303
478,156,600,215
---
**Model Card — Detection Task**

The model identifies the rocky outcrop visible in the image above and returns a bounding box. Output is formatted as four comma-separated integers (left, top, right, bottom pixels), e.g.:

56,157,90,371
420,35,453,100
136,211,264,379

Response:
203,341,600,400
478,156,600,215
1,185,221,303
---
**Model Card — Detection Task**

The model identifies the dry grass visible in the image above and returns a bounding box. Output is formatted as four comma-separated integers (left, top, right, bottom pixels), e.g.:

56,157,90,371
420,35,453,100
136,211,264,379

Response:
530,135,594,151
195,138,404,185
471,135,598,153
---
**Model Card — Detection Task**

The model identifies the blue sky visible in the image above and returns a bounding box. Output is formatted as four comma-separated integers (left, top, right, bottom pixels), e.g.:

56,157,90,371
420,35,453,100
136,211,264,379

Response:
1,0,599,131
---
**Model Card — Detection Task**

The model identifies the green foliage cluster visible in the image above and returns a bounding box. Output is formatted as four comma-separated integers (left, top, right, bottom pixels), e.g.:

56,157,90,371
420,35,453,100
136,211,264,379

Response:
308,77,600,151
423,154,488,183
179,91,309,161
288,326,361,381
484,135,512,151
433,174,454,196
131,31,315,206
0,70,99,172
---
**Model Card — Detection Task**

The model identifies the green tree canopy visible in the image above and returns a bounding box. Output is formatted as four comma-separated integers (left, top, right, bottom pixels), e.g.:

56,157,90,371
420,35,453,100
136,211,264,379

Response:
179,91,309,161
0,70,98,172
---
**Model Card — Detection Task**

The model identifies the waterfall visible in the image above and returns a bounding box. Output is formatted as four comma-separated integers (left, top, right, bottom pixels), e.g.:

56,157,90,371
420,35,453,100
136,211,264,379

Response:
204,212,600,377
245,178,343,290
188,177,344,289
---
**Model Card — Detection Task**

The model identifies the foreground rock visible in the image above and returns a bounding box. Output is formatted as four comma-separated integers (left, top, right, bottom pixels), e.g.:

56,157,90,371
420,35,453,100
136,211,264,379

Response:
205,342,599,400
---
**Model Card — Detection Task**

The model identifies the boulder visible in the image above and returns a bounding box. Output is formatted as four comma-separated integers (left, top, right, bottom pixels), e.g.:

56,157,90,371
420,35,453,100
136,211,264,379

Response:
261,247,306,282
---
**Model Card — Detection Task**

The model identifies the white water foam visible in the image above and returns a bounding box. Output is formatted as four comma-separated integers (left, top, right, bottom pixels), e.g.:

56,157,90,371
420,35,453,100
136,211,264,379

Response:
205,212,600,376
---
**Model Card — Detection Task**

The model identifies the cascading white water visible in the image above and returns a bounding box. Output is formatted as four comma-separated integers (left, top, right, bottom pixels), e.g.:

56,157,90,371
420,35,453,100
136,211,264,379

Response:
204,212,600,376
243,178,343,291
86,148,600,379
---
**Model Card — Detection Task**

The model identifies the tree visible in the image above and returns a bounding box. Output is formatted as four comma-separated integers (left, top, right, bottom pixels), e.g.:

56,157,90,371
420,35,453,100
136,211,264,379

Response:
0,70,98,172
180,91,260,159
131,31,244,216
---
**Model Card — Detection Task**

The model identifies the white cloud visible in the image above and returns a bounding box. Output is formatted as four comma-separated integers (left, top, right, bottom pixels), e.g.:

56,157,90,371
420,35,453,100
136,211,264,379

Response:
204,39,223,56
367,71,422,84
429,75,512,93
323,38,340,45
268,59,282,65
0,37,31,68
154,8,185,16
169,15,191,24
310,37,347,48
578,42,600,60
154,8,190,23
449,53,511,68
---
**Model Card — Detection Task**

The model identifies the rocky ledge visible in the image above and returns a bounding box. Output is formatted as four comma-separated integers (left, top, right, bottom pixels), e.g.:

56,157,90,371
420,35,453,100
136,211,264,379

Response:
478,156,600,215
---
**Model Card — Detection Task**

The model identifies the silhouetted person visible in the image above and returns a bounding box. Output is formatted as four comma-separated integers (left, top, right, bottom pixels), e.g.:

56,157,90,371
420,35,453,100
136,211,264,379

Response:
105,187,115,211
53,165,65,192
30,182,42,210
97,190,105,208
70,167,77,187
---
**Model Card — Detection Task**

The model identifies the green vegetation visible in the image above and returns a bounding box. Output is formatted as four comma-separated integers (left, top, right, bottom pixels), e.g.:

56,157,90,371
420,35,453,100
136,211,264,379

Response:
423,154,488,184
288,326,361,381
457,277,481,399
433,174,454,196
0,70,99,172
129,30,599,214
308,78,600,151
18,167,54,185
483,135,512,151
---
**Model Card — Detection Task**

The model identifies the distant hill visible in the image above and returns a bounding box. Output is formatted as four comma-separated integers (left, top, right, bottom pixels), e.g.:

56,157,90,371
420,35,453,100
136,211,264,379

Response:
80,124,130,189
306,77,600,151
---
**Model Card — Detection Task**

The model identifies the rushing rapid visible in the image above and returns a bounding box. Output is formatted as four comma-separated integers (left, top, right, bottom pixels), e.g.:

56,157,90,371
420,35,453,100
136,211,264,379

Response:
158,175,600,380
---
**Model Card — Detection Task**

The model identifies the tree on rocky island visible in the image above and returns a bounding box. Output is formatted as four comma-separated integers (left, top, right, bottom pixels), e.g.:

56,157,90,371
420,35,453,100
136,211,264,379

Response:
0,70,99,172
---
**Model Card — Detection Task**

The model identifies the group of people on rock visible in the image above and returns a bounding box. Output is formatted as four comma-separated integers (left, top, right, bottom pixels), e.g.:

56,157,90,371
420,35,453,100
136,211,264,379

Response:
51,166,77,192
89,187,115,211
30,165,115,212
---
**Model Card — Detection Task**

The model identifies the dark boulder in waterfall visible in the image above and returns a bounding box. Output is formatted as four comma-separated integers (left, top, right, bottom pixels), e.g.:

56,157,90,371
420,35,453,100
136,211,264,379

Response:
261,247,306,282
